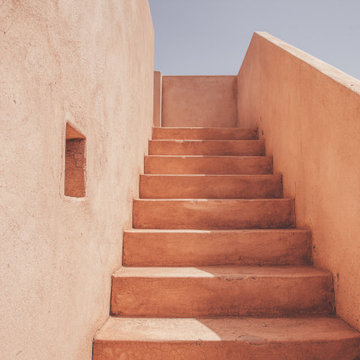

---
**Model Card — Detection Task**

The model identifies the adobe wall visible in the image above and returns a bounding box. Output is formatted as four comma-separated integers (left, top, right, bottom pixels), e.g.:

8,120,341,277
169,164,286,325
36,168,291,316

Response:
237,32,360,331
162,76,237,127
0,1,154,359
153,71,162,127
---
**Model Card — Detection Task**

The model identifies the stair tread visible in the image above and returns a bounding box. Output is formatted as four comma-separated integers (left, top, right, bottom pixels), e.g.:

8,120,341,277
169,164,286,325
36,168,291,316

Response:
149,139,265,155
134,198,292,201
123,228,311,266
113,265,329,279
153,127,255,129
145,155,272,175
133,198,294,229
95,316,360,342
141,174,278,177
150,139,262,142
146,155,268,158
125,228,310,234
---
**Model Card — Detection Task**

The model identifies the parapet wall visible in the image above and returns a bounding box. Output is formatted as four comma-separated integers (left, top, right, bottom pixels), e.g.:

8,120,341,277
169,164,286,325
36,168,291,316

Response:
0,1,154,359
237,32,360,331
162,76,237,127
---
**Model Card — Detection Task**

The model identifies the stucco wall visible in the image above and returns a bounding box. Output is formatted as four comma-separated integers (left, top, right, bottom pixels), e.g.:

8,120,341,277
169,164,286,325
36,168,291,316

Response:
237,32,360,331
0,1,154,359
153,71,162,127
162,76,237,127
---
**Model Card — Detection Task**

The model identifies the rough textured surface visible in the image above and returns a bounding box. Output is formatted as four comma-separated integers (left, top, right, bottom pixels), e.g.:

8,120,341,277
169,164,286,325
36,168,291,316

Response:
65,138,86,197
162,76,237,127
152,127,257,140
111,266,333,317
149,139,265,156
94,317,360,360
237,31,360,331
145,155,273,174
96,118,359,355
0,1,154,359
123,229,311,266
153,71,162,126
140,174,282,199
133,199,295,229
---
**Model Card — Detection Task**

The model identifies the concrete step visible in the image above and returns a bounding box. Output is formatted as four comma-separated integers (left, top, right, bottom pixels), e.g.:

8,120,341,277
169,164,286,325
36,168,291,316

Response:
149,139,265,156
140,174,282,199
123,229,312,266
94,316,360,360
133,199,295,230
110,266,333,317
152,127,258,140
144,155,272,175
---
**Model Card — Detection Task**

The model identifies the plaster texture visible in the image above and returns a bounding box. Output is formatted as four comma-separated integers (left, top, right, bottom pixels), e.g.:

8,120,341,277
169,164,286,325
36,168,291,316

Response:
162,76,237,127
139,174,282,199
153,71,162,126
94,317,360,360
133,199,295,229
145,155,273,174
123,229,311,266
95,117,359,356
0,1,154,359
111,266,333,317
148,139,265,156
152,126,257,140
237,32,360,331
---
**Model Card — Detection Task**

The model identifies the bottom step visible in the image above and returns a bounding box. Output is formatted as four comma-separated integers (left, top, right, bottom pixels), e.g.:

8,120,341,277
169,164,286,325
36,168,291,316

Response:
94,316,360,360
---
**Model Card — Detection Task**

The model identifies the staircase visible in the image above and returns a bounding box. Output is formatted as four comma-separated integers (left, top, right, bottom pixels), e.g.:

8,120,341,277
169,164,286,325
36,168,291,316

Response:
93,126,360,359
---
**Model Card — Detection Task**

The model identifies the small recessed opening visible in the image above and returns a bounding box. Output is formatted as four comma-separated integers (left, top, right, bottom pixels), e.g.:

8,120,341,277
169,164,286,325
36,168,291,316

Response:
65,123,86,197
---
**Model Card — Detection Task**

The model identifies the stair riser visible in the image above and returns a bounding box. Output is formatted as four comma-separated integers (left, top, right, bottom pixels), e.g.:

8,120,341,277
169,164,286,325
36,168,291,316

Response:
145,156,272,175
111,275,333,317
123,231,312,266
94,338,360,360
133,199,295,229
149,140,265,156
152,128,258,140
140,174,282,199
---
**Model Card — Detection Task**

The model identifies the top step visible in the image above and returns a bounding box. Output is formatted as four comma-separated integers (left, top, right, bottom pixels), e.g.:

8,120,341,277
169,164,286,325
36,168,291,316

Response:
152,127,258,140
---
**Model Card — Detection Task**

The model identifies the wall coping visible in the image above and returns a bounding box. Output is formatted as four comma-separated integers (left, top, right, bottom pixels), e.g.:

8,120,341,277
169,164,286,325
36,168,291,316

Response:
249,31,360,96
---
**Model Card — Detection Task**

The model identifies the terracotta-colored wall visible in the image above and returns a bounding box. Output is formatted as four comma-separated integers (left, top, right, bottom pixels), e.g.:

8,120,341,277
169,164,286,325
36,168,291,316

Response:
237,32,360,331
153,71,162,127
0,1,153,359
162,76,237,127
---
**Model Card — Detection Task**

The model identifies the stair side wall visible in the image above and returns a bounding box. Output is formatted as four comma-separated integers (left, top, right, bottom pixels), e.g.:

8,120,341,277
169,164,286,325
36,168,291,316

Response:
0,1,154,360
153,71,162,127
237,31,360,331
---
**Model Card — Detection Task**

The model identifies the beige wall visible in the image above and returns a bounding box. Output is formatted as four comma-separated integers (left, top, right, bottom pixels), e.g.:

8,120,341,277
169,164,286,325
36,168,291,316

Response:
0,1,154,359
237,32,360,331
162,76,237,127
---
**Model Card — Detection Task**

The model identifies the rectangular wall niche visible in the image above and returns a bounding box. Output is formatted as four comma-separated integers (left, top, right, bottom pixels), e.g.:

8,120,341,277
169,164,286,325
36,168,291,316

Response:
65,123,86,197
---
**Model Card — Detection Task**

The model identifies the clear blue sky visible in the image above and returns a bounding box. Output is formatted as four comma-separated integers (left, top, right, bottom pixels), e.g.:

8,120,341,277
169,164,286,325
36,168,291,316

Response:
149,0,360,79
